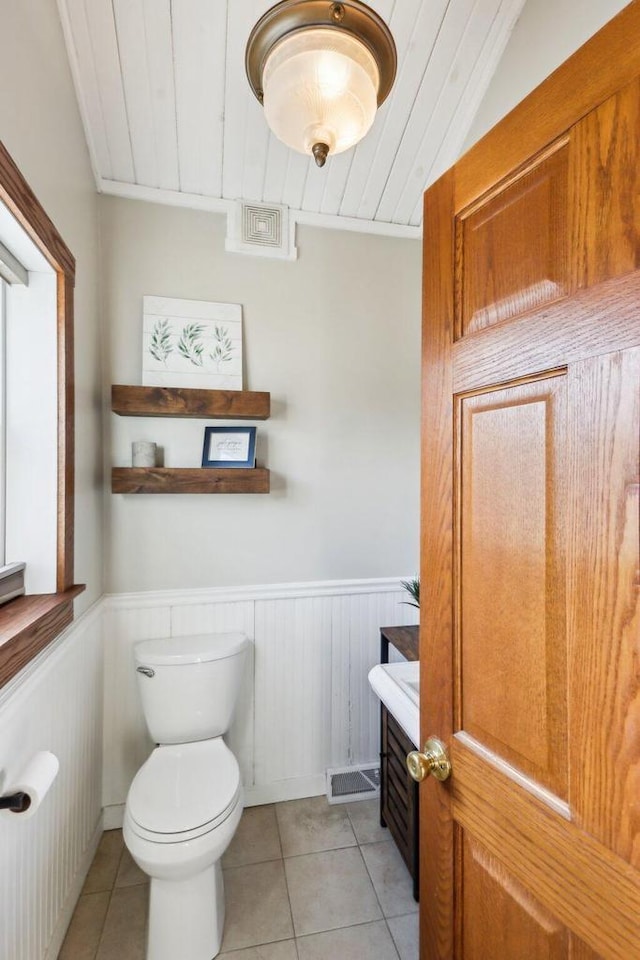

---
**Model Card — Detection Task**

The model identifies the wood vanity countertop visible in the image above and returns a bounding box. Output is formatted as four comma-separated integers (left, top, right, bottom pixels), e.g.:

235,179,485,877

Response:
380,624,419,662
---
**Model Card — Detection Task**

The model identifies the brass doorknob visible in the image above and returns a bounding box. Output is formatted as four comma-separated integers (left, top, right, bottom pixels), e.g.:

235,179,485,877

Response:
407,737,452,782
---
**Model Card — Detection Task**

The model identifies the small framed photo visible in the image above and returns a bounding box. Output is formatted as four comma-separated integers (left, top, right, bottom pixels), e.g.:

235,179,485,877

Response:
202,426,257,468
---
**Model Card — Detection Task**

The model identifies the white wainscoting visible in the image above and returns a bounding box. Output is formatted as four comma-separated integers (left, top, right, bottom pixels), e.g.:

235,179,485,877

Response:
103,578,417,826
0,601,104,960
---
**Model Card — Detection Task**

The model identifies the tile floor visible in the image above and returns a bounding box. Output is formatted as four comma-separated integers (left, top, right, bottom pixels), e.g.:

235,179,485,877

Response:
58,797,419,960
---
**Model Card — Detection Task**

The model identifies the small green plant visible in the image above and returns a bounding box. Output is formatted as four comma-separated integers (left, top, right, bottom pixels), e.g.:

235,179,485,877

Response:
210,324,234,371
177,323,205,367
149,318,173,363
400,577,420,608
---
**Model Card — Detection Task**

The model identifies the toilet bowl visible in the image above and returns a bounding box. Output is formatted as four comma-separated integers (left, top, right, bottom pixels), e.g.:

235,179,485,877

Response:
123,633,249,960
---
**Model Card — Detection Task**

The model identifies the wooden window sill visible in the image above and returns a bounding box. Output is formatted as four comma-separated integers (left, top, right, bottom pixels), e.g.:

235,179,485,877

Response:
0,585,85,688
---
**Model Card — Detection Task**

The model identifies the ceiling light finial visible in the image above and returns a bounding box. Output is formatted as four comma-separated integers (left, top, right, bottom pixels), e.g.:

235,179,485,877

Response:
246,1,396,168
312,142,329,167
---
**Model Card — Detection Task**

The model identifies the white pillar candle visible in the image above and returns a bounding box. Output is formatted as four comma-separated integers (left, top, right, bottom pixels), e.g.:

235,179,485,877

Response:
132,441,157,467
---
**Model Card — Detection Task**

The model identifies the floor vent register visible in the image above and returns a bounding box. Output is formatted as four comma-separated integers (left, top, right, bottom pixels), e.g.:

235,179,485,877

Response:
326,765,380,804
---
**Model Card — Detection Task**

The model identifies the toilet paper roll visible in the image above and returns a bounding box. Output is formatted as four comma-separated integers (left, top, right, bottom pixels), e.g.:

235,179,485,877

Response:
0,751,59,820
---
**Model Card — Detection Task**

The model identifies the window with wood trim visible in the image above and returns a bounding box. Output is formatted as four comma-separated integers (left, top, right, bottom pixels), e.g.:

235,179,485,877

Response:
0,141,83,689
0,277,5,567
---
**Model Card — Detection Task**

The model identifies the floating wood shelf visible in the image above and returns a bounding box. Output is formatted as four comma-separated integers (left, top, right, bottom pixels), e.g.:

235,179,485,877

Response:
111,385,271,420
112,467,270,495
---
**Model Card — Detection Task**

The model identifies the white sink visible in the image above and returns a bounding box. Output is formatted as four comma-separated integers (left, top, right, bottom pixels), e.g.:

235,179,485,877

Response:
368,660,420,747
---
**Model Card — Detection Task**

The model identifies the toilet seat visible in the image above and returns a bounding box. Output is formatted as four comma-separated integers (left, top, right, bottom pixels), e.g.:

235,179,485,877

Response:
126,738,241,844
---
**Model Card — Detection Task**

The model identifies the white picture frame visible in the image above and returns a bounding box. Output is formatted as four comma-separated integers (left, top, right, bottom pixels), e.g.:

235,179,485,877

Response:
142,296,243,390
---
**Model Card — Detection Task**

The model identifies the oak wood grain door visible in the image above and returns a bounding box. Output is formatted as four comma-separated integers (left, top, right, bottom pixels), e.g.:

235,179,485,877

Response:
419,5,640,959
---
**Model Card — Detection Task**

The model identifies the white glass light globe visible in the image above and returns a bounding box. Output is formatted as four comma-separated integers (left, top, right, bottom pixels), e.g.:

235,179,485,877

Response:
262,27,380,161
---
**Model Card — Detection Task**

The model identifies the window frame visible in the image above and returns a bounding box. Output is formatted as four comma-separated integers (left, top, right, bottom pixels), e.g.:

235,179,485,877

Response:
0,277,6,566
0,140,83,688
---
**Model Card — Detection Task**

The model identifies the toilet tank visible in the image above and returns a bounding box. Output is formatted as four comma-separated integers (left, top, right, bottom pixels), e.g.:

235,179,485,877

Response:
133,633,249,744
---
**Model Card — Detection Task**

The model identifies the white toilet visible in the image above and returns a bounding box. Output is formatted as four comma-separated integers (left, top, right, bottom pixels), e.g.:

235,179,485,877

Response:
123,632,248,960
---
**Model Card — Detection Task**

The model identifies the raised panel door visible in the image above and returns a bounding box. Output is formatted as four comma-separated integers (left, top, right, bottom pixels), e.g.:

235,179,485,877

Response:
419,7,640,959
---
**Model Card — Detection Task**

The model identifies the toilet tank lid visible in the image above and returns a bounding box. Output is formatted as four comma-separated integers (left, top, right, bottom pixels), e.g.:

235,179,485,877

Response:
134,632,248,666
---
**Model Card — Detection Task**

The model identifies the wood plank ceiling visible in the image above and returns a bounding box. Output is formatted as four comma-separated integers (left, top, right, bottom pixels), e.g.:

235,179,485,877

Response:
57,0,526,238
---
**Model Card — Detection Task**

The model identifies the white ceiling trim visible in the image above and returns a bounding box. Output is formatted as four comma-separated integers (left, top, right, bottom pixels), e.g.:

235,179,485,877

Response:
293,208,421,240
99,179,422,240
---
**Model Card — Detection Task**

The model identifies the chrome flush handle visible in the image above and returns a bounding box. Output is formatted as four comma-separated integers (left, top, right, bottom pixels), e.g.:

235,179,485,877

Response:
136,665,155,679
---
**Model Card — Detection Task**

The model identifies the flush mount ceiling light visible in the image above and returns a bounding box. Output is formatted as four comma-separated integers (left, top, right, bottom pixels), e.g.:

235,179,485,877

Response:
246,1,396,168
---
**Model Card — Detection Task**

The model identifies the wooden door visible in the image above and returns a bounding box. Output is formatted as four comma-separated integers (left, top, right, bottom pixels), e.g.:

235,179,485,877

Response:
419,5,640,959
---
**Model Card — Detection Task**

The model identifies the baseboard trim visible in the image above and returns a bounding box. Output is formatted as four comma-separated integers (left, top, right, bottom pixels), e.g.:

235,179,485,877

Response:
244,775,326,807
44,813,104,960
103,803,125,830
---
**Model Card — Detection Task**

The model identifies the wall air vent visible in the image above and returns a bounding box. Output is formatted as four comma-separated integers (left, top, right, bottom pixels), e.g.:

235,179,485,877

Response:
243,203,282,247
226,200,297,261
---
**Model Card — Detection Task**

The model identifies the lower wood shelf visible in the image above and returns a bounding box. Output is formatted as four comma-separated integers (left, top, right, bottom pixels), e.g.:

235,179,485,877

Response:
112,467,270,494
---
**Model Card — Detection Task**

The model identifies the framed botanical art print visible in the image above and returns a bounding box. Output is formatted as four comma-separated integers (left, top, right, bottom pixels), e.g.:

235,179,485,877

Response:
142,296,243,390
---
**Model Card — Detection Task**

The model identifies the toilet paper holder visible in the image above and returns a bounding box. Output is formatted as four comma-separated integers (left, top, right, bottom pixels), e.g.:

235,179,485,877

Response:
0,791,30,813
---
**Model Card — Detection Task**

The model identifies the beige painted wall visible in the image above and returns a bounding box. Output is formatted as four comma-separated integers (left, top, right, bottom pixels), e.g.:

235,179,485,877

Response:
465,0,630,149
101,197,422,592
0,0,103,608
